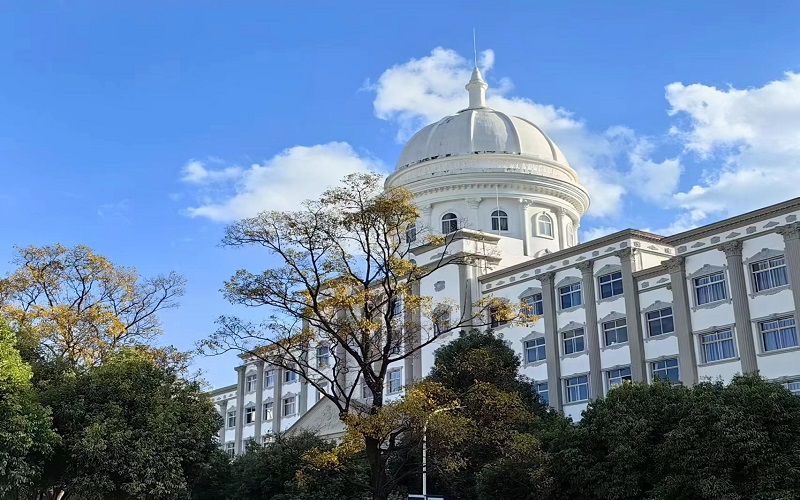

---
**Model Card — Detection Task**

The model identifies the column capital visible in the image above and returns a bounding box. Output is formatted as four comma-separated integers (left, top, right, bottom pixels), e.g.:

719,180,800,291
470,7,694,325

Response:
420,204,433,215
719,240,743,257
613,247,636,261
518,198,534,207
777,222,800,241
576,260,594,274
465,198,483,209
535,271,556,285
664,256,685,274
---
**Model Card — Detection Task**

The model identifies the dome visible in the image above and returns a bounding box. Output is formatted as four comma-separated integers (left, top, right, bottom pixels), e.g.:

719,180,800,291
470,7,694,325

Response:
395,67,570,171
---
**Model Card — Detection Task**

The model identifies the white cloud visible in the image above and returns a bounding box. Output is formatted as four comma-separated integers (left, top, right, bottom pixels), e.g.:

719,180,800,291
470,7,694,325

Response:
183,142,383,222
667,72,800,217
627,137,683,201
181,160,242,184
580,226,621,242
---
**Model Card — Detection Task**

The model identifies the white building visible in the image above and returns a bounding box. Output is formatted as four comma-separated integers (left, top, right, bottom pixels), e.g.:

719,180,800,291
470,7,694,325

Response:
209,67,800,455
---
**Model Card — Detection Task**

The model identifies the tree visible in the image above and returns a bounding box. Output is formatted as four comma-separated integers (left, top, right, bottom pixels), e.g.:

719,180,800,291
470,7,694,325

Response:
204,173,517,499
550,376,800,500
0,244,186,368
0,320,59,498
189,449,232,500
37,350,222,500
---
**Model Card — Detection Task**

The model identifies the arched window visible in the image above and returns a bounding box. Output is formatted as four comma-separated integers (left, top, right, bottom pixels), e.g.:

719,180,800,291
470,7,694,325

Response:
491,210,508,231
405,223,417,243
566,222,575,246
537,213,553,237
441,213,458,234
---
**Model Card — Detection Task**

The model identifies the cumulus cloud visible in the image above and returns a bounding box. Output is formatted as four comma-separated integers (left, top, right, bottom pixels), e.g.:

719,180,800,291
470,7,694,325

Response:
183,142,383,222
667,72,800,217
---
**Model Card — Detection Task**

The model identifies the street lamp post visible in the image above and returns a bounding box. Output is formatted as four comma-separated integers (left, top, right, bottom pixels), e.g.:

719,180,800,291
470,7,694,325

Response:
422,405,461,498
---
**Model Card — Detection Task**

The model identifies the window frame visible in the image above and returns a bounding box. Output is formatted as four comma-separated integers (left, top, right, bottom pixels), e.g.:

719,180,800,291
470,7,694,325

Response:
489,305,509,328
698,328,737,363
316,345,331,367
759,316,798,352
225,442,235,458
598,271,624,299
562,327,586,355
405,223,417,243
751,256,789,293
284,369,298,384
524,336,546,363
491,209,509,231
602,318,628,347
784,380,800,397
226,409,236,428
537,213,554,238
245,373,257,392
693,271,728,306
263,401,274,421
535,382,549,405
606,366,632,390
522,293,544,317
441,213,458,234
645,306,675,337
387,368,403,394
244,406,256,424
282,396,297,417
264,369,275,388
651,357,680,384
559,282,582,310
564,375,589,404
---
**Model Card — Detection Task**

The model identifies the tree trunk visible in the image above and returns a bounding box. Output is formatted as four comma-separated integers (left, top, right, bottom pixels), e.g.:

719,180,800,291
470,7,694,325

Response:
365,435,390,500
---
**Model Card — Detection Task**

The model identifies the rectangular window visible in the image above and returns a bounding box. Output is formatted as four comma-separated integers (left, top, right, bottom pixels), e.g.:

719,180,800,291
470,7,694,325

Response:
245,406,256,424
263,402,273,421
522,293,544,316
784,380,800,397
651,358,680,383
225,442,235,458
607,367,632,389
227,410,236,428
559,283,582,309
316,346,330,367
283,396,296,417
433,308,452,335
284,369,298,383
245,373,257,392
391,297,403,317
646,307,674,337
361,383,372,400
751,256,788,292
535,382,549,405
387,369,403,394
565,375,589,403
760,317,798,352
562,328,585,355
603,318,628,346
265,370,275,388
524,337,546,363
700,329,736,363
694,272,727,305
489,306,509,328
598,271,624,299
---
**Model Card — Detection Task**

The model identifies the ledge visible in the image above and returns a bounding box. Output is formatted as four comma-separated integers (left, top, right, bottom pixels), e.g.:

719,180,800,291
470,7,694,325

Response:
644,332,677,342
601,342,629,351
692,298,732,312
749,284,790,299
757,345,800,357
697,357,740,368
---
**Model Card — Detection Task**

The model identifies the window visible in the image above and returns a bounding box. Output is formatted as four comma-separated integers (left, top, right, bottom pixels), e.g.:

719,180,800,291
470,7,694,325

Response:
265,370,275,388
441,213,458,234
535,382,549,405
263,402,273,421
387,369,403,394
389,339,402,355
700,329,736,363
538,213,553,237
522,293,544,316
563,328,585,355
694,272,727,305
245,373,257,392
566,222,575,246
433,307,451,335
603,318,628,346
524,336,546,363
405,224,417,243
283,396,296,417
316,346,330,367
598,271,624,299
361,383,372,400
784,380,800,397
391,297,403,317
284,369,298,383
491,210,508,231
227,410,236,428
225,442,235,459
559,283,582,309
646,307,674,337
752,256,788,292
245,406,256,424
489,306,508,328
651,358,679,383
607,367,632,389
760,317,798,352
565,375,589,403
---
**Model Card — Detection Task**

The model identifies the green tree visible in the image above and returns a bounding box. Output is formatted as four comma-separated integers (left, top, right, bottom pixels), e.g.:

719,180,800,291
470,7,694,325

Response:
551,376,800,500
189,448,233,500
38,350,222,500
0,320,59,498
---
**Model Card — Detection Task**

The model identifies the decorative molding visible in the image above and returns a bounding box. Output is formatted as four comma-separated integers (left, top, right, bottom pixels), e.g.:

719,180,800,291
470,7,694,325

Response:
434,281,445,292
750,284,790,299
518,286,543,299
555,275,581,289
719,240,743,257
750,310,795,323
535,272,556,285
641,300,673,314
776,223,800,241
692,323,736,336
664,256,685,274
576,261,594,273
599,311,626,323
558,321,586,333
687,263,727,280
613,247,635,260
465,197,483,209
520,330,546,342
743,248,784,265
594,263,622,277
746,226,757,234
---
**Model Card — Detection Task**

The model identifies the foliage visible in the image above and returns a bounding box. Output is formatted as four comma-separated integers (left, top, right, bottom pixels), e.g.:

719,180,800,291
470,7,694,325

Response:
37,350,222,500
0,244,186,368
550,376,800,500
189,448,233,500
0,320,59,498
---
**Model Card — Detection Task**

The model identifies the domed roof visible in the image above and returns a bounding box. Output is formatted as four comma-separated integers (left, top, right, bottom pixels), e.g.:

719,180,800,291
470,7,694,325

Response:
395,68,570,170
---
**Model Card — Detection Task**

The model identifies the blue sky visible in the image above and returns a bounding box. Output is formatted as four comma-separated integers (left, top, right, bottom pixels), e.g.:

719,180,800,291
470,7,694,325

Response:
3,1,800,388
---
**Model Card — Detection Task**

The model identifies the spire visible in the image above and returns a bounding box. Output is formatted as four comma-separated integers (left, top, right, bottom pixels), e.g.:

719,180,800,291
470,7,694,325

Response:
466,66,488,108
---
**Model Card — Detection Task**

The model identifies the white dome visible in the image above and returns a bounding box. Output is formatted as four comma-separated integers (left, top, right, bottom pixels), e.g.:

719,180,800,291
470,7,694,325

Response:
395,109,570,170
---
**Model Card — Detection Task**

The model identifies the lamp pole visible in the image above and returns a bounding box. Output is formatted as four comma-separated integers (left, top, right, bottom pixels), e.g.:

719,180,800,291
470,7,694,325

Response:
422,405,461,498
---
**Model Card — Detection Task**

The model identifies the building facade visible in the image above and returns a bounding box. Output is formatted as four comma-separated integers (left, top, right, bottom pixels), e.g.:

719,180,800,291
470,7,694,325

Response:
209,68,800,455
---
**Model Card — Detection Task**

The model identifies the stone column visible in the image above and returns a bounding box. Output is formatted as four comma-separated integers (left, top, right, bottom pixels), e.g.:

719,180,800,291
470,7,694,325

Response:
234,366,245,454
407,281,424,381
421,204,434,234
535,272,561,410
254,361,264,440
719,240,758,374
519,200,532,256
577,261,603,399
665,257,698,385
616,248,646,382
218,400,227,446
777,223,800,323
272,367,283,434
556,208,567,250
465,198,482,231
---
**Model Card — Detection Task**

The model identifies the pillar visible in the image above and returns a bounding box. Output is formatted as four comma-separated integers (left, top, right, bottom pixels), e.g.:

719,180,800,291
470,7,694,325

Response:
555,208,566,250
519,200,532,256
465,198,482,231
272,367,283,434
616,248,646,382
719,240,758,374
421,204,434,234
777,223,800,323
535,272,562,411
665,257,698,385
218,400,227,446
577,261,603,399
254,361,264,440
234,366,245,454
